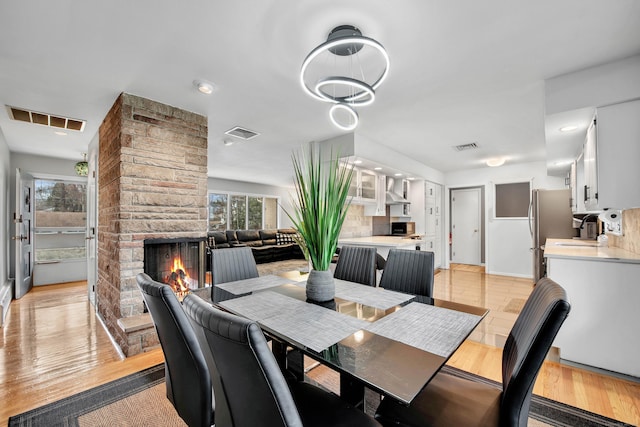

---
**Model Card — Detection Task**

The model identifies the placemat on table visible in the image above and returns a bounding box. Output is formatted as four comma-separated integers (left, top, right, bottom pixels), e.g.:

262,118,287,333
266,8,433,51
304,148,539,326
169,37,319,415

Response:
364,302,481,357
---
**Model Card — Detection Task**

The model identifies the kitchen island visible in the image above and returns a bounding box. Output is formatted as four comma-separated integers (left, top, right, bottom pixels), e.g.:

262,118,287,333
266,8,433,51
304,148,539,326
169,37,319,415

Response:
338,236,423,259
545,238,640,378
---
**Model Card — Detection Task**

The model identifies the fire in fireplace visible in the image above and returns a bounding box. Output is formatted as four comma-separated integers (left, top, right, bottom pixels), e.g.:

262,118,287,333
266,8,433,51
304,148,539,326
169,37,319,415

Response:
144,237,206,299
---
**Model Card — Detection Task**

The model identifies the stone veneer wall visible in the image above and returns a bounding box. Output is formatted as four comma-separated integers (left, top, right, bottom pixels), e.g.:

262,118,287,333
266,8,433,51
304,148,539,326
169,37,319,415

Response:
340,204,373,238
98,93,208,356
608,208,640,255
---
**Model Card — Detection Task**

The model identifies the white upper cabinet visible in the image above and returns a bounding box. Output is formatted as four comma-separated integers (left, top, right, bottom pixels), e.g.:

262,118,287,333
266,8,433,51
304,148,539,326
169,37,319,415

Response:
583,119,598,210
363,174,386,216
348,168,379,204
586,99,640,210
569,160,578,212
390,179,411,217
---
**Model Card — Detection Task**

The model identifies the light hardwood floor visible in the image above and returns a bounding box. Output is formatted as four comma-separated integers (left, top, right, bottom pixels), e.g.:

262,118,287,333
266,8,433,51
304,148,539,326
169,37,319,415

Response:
1,270,639,425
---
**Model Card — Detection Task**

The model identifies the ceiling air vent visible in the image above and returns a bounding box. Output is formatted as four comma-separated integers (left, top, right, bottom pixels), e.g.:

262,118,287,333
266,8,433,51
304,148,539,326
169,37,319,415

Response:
453,142,479,151
7,106,86,132
224,126,260,140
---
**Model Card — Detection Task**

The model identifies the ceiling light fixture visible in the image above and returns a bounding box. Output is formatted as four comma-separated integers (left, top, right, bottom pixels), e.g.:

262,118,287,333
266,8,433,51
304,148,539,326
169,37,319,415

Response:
54,130,67,136
374,167,382,171
329,103,358,131
486,158,506,167
75,153,88,177
559,125,578,132
300,25,389,130
194,80,214,95
223,139,234,146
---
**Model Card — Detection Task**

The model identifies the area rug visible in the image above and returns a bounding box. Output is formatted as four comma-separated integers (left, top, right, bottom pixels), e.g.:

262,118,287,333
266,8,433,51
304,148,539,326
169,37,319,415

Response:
9,364,634,427
8,364,185,427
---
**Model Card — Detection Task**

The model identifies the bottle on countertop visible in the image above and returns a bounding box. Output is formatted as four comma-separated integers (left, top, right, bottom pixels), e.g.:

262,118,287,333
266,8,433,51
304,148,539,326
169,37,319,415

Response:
597,233,609,247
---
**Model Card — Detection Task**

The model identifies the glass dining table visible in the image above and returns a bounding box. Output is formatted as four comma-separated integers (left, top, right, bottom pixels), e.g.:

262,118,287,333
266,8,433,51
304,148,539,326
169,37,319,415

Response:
211,272,488,407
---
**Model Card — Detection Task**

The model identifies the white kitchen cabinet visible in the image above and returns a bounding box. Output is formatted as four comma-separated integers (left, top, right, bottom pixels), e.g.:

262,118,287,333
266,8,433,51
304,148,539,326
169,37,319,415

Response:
574,154,587,213
420,237,442,269
425,203,436,236
423,181,443,268
348,168,378,205
426,181,436,202
425,181,442,237
363,174,386,216
583,118,598,210
585,99,640,210
569,160,577,213
547,253,640,377
390,179,410,217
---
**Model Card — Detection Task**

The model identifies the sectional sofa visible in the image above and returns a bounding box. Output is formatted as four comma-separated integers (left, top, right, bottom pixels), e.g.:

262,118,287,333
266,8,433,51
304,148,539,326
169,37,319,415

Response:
207,228,305,264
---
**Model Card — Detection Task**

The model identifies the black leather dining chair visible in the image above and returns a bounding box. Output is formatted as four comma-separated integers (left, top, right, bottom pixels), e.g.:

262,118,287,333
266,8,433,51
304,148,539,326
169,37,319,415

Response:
211,246,259,301
378,249,434,300
334,245,377,287
374,277,571,427
183,293,382,427
136,273,213,427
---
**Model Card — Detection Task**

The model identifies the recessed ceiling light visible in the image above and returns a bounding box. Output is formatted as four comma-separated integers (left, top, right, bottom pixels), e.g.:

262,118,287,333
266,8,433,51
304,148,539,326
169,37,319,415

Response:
394,173,402,176
194,80,214,95
353,160,363,164
54,130,67,136
559,125,578,132
407,177,415,180
486,158,506,167
374,167,382,171
223,139,234,146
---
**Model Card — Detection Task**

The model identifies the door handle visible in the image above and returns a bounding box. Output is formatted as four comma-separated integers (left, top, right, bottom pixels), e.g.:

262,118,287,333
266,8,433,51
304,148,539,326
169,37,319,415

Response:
86,236,95,240
12,235,27,241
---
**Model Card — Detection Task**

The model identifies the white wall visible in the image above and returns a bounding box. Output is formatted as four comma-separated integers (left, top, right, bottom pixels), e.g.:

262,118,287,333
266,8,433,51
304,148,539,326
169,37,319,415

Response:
445,161,565,278
207,177,296,228
0,131,10,323
0,130,10,286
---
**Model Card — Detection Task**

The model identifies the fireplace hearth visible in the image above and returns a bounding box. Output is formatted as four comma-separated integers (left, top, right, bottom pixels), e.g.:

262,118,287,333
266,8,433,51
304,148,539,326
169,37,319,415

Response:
144,237,206,299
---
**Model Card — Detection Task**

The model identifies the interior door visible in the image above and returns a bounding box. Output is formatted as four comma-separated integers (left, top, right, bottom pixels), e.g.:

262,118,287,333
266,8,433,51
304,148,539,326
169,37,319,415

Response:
14,168,34,298
451,188,481,265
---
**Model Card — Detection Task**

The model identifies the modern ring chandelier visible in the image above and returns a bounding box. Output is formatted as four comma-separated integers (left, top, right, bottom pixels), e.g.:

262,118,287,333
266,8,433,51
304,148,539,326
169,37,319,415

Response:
300,25,389,131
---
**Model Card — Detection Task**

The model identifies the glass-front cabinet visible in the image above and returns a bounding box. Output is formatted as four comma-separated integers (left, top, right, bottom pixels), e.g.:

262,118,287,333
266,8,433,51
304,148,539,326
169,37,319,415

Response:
349,168,378,204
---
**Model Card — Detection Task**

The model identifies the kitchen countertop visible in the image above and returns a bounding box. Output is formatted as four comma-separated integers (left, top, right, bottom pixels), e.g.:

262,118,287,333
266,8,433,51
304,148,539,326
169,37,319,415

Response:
544,238,640,264
339,236,424,247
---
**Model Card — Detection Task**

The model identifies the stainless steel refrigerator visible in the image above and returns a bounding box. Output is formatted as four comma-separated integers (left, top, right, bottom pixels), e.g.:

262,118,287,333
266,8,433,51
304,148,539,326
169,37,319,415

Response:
529,189,576,282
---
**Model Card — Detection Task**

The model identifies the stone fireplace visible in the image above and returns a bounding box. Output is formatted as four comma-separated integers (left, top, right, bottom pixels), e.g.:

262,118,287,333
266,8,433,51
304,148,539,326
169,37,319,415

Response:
97,93,208,356
143,237,206,300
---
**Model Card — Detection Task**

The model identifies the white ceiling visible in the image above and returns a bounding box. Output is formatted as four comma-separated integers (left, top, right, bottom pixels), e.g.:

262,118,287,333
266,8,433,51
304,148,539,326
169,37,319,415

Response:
1,1,639,187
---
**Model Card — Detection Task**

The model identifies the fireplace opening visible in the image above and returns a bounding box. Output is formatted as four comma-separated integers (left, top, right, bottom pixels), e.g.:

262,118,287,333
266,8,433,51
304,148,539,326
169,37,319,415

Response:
143,237,206,300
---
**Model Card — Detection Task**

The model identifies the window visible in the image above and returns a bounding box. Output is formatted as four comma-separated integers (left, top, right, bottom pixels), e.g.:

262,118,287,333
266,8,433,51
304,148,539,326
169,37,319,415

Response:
495,182,530,218
208,192,279,230
208,193,228,231
229,195,247,229
248,197,263,229
34,179,87,261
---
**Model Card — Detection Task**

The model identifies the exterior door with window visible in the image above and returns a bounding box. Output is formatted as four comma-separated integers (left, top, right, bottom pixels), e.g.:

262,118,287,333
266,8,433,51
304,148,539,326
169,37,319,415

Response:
14,169,34,298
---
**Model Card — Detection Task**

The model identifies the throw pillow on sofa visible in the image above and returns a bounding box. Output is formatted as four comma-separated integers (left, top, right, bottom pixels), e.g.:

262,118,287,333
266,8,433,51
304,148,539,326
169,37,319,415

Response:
276,232,296,245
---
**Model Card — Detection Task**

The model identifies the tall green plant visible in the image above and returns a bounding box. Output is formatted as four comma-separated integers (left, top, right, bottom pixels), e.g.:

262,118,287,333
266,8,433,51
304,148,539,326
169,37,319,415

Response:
285,144,353,271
